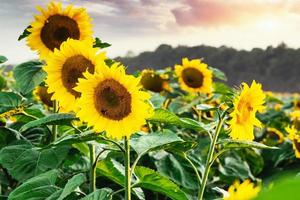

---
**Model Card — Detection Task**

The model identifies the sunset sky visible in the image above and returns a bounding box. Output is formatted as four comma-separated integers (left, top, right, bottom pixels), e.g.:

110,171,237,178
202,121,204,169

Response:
1,0,300,64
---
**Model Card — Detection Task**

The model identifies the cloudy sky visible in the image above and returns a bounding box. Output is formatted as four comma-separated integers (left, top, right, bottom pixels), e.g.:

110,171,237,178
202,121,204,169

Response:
1,0,300,64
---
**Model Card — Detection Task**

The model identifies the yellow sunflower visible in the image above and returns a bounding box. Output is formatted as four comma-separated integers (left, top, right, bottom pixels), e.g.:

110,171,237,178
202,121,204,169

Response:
27,2,93,59
140,69,170,93
224,179,260,200
44,39,106,112
286,126,300,158
33,86,53,108
229,81,266,141
263,127,284,145
75,63,153,139
175,58,213,93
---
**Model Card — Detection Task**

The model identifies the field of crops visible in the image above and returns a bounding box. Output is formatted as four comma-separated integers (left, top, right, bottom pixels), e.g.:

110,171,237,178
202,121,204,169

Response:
0,2,300,200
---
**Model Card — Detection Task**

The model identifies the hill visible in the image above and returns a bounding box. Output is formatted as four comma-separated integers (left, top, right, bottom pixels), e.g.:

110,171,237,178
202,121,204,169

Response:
116,43,300,92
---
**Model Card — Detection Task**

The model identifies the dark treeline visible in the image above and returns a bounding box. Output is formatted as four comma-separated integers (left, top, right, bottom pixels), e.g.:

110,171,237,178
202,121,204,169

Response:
116,43,300,92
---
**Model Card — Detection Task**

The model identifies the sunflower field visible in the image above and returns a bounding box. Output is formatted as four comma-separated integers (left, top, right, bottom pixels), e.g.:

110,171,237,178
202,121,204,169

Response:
1,2,300,200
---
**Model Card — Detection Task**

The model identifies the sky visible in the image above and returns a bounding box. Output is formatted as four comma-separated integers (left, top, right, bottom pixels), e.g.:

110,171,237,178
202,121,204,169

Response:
1,0,300,64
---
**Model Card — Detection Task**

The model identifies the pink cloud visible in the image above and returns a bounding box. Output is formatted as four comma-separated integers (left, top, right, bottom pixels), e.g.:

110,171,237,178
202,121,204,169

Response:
171,0,285,27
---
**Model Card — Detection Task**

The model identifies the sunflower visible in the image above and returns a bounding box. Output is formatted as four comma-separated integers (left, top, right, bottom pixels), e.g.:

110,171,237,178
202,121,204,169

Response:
175,58,213,93
293,99,300,110
224,179,260,200
229,81,266,141
44,39,106,112
263,127,284,145
33,86,53,108
140,69,170,93
75,63,153,139
27,2,93,59
286,126,300,158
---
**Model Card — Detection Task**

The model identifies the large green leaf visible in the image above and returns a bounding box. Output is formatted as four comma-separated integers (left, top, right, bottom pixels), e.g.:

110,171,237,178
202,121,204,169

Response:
8,170,59,200
20,113,77,132
134,166,188,200
0,92,22,114
80,188,112,200
97,158,124,186
0,127,18,149
57,173,86,200
219,139,279,150
0,55,7,64
13,60,46,94
209,66,227,81
155,154,198,190
50,131,99,147
148,108,206,132
131,131,183,155
96,158,143,199
0,141,69,182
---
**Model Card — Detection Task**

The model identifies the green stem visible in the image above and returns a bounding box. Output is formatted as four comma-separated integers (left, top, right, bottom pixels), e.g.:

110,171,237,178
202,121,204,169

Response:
198,114,226,200
124,136,131,200
184,154,201,188
89,144,96,193
51,100,58,142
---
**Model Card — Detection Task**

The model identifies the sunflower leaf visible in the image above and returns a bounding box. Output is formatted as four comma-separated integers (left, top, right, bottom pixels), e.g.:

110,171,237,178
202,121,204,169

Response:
8,170,59,200
13,60,46,95
134,166,189,200
131,130,183,155
0,92,23,114
148,108,207,132
79,188,112,200
18,25,32,41
93,37,111,49
20,113,77,132
0,55,8,64
219,139,279,150
209,66,227,81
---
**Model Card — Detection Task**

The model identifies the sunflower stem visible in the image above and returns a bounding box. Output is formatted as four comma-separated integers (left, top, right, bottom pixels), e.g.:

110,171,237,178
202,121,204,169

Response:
184,154,201,189
124,136,131,200
198,112,226,200
89,143,96,193
51,100,58,142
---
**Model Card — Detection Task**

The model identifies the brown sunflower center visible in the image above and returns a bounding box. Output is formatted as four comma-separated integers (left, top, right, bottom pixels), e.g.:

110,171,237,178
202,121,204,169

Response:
268,131,279,140
94,79,132,120
41,14,80,50
182,68,204,88
141,72,164,92
37,86,53,107
294,139,300,152
61,55,94,97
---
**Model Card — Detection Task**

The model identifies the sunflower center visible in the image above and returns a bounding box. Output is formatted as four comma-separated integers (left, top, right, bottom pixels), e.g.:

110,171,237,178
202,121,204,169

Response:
236,101,253,124
268,131,279,140
94,79,132,120
182,68,204,88
61,55,94,97
294,139,300,152
41,14,80,50
141,73,164,92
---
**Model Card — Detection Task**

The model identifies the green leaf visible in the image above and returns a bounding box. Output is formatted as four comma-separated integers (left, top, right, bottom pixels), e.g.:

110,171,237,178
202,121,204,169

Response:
219,139,279,150
134,166,188,200
13,60,46,94
0,127,18,149
18,25,32,41
165,141,198,157
8,170,59,200
0,141,69,182
148,108,206,132
209,66,227,81
50,131,99,147
0,92,22,114
131,131,183,155
97,158,124,186
155,154,198,190
80,188,112,200
57,173,86,200
20,113,77,132
93,37,111,49
0,55,8,64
